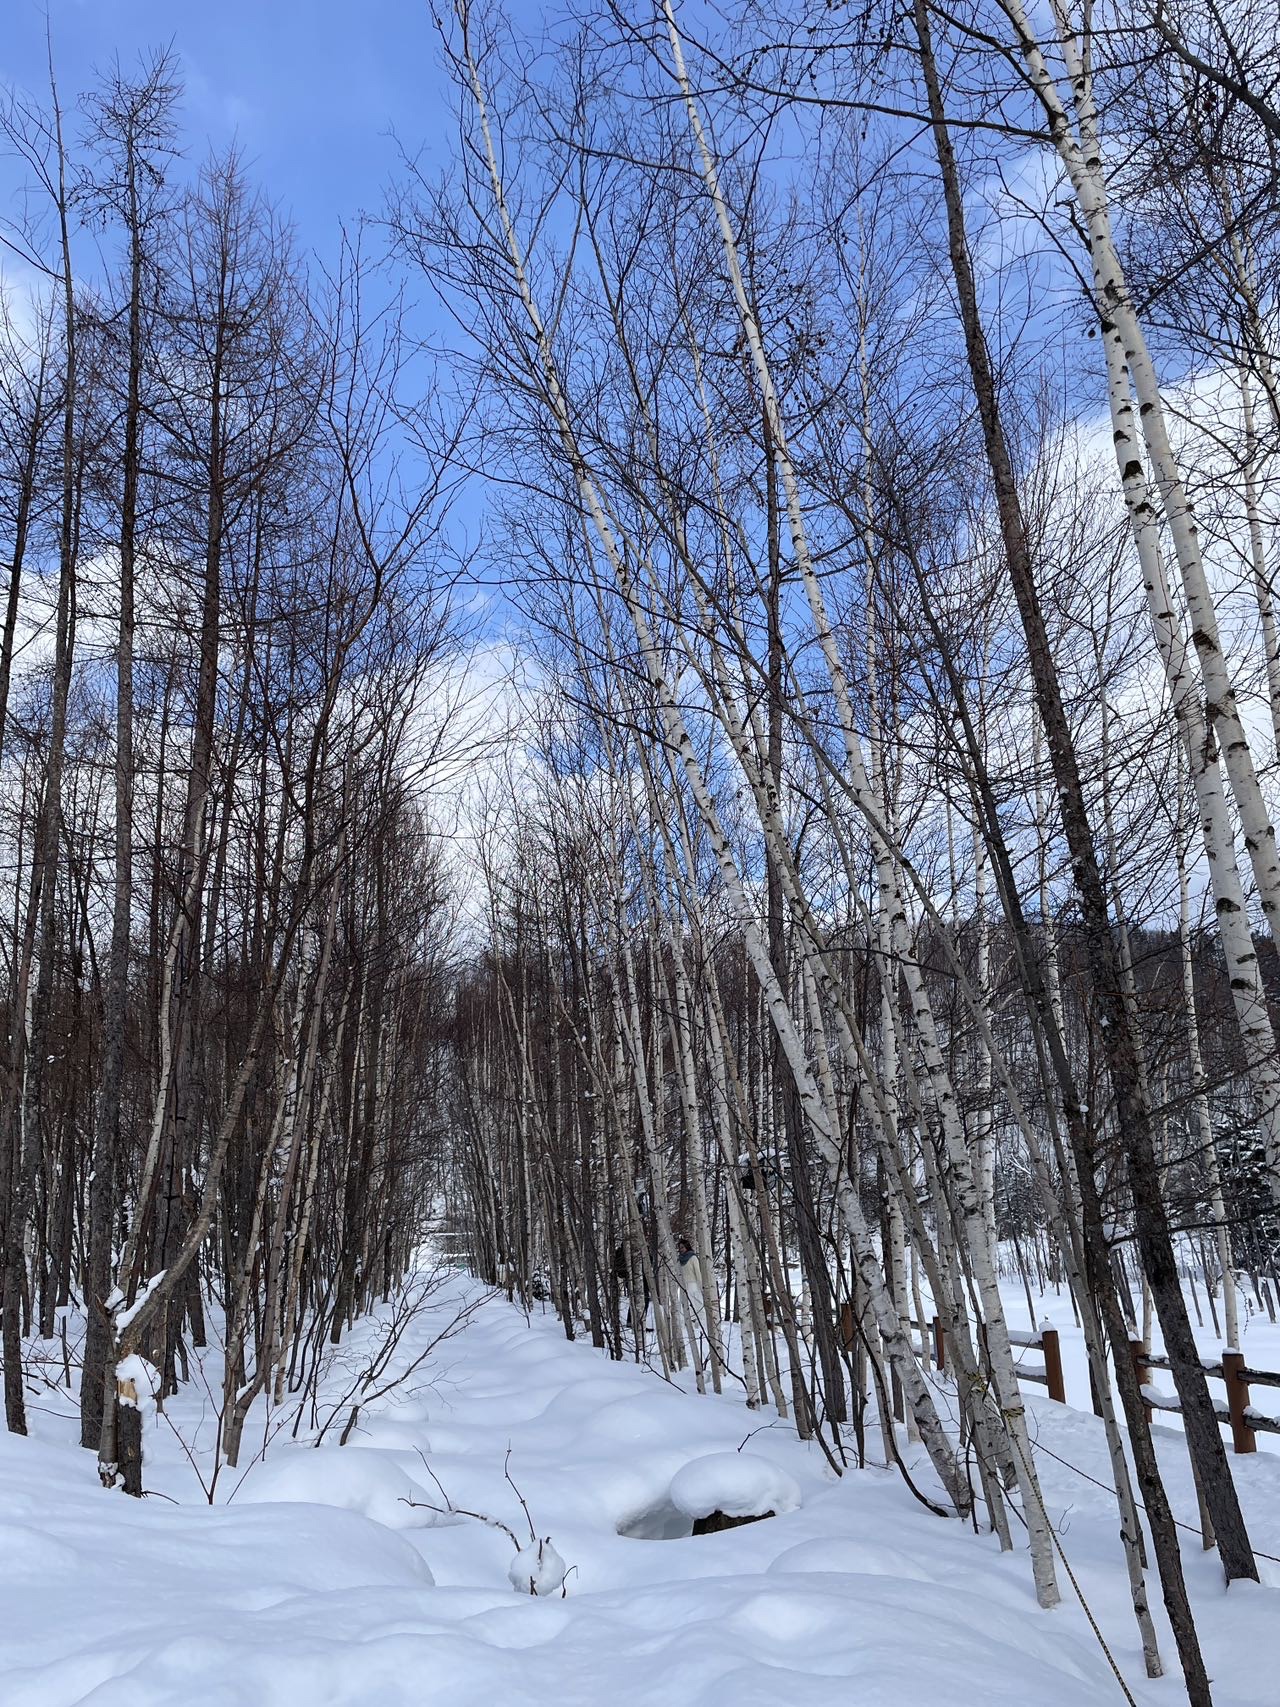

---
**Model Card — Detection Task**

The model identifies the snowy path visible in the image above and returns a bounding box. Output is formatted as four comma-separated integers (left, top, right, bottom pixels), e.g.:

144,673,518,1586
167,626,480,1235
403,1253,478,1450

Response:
4,1275,1280,1705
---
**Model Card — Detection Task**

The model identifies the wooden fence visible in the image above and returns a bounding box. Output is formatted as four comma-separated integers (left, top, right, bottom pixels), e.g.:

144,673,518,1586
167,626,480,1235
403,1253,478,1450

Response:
919,1316,1065,1402
1132,1340,1280,1454
898,1314,1280,1454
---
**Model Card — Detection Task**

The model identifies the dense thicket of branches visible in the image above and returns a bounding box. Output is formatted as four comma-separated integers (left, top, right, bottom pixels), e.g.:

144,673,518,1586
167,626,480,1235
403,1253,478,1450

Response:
0,53,456,1484
413,4,1280,1698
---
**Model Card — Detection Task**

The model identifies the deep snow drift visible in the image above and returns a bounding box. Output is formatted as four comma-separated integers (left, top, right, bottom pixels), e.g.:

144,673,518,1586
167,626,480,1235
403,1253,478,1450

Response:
4,1272,1280,1706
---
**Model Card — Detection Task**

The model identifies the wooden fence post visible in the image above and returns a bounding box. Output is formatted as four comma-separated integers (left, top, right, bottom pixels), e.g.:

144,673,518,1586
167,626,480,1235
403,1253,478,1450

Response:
1040,1324,1065,1405
1222,1349,1255,1455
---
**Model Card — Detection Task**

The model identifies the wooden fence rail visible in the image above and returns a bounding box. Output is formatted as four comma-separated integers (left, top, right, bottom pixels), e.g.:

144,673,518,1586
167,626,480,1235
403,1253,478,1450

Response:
907,1316,1067,1405
838,1305,1280,1453
1131,1340,1280,1453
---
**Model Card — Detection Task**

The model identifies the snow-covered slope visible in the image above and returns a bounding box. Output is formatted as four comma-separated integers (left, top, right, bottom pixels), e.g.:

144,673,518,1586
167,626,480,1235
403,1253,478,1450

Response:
4,1274,1279,1705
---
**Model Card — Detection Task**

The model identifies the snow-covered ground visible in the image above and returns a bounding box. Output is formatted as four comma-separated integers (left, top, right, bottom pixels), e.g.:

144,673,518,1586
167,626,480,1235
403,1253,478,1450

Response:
4,1271,1280,1706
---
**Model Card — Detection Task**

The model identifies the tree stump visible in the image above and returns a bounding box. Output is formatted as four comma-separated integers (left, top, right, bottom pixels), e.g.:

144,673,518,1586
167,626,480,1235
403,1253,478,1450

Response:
691,1508,774,1535
117,1375,144,1497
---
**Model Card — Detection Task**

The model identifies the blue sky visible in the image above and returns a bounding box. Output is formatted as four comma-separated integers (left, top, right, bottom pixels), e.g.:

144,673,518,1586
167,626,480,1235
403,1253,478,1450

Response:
2,0,508,637
3,0,451,264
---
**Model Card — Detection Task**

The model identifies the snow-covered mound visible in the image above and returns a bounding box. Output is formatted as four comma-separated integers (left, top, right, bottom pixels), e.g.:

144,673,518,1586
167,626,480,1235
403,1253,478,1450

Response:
768,1534,936,1583
237,1444,441,1538
669,1451,802,1521
507,1536,568,1595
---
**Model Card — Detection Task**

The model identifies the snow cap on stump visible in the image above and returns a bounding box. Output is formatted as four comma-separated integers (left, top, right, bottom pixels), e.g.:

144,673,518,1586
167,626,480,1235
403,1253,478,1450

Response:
668,1452,801,1522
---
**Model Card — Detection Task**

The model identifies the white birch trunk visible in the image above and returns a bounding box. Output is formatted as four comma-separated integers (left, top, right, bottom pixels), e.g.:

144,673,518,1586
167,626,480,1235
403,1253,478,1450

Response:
1002,0,1280,948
